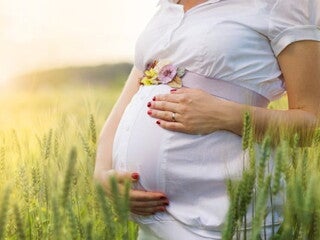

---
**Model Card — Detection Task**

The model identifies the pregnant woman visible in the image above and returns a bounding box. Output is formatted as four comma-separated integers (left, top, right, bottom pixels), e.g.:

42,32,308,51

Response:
94,0,320,239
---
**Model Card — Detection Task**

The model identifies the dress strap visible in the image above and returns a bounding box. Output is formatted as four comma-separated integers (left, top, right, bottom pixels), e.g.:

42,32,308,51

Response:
182,71,270,108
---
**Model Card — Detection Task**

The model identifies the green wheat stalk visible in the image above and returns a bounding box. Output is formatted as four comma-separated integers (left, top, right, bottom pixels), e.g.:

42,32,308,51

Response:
85,222,93,240
95,184,116,239
44,129,53,160
251,175,271,240
61,147,77,207
53,130,59,158
257,136,271,190
13,204,26,240
52,197,62,239
0,187,11,240
67,202,78,240
89,114,97,145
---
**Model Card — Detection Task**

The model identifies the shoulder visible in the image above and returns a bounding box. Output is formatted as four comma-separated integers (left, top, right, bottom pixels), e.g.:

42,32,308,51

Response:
268,0,319,25
262,0,320,56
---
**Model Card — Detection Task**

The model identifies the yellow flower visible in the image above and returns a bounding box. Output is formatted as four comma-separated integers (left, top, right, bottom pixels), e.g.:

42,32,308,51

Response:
140,76,159,86
144,68,158,79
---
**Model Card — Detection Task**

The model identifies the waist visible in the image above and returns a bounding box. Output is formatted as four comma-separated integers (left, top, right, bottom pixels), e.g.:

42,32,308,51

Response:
182,72,270,108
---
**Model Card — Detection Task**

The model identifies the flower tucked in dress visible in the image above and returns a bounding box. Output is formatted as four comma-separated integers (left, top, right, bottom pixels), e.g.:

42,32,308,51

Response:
140,60,186,88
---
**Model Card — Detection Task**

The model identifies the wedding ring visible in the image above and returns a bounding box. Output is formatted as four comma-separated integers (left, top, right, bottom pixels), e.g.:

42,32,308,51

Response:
171,112,176,122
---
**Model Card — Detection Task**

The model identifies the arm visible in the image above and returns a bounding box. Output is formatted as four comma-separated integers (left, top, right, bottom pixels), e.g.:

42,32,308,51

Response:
94,66,141,176
94,67,169,215
227,41,320,138
148,41,320,139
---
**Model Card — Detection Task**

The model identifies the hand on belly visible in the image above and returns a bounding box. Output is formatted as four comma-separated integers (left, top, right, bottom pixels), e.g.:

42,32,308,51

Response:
96,169,169,216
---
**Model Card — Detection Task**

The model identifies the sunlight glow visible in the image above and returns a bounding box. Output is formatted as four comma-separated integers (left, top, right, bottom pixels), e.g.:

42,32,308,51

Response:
0,0,158,82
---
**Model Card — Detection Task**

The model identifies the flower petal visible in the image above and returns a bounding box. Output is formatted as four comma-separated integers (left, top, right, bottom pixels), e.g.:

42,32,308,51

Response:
168,76,182,88
177,67,186,78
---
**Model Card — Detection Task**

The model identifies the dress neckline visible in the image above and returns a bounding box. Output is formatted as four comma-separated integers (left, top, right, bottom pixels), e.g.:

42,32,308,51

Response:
166,0,223,14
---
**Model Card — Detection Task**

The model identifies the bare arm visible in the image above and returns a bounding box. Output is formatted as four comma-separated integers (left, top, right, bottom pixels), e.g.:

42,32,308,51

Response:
94,67,169,215
148,41,320,138
94,66,142,177
226,40,320,137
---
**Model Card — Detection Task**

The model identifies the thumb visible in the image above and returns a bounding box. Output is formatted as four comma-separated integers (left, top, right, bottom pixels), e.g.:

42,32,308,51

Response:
116,171,139,183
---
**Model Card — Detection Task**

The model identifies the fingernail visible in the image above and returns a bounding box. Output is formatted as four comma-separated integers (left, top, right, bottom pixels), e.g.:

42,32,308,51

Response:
161,207,166,211
164,202,169,206
147,110,152,115
156,120,160,125
170,89,177,92
152,96,156,101
131,173,139,180
147,102,151,107
160,196,167,200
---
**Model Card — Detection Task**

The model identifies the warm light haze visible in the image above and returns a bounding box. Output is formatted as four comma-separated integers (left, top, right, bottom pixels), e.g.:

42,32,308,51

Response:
0,0,158,84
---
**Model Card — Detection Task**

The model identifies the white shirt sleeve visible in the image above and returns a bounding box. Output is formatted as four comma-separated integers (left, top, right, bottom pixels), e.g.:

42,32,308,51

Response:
268,0,320,56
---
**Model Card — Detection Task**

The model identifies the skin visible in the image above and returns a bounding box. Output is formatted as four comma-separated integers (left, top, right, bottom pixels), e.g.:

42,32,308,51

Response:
177,0,207,12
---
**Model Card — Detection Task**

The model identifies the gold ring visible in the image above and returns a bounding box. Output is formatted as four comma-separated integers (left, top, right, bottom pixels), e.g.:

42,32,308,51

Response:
171,112,176,122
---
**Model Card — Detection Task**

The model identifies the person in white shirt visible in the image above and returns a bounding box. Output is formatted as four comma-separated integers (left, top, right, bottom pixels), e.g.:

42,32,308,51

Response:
94,0,320,239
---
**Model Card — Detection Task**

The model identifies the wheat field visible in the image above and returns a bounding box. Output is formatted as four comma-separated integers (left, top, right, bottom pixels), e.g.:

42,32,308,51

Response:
0,86,137,240
1,86,319,240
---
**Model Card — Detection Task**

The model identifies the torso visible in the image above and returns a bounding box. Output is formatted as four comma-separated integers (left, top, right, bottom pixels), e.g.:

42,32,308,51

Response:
113,0,285,238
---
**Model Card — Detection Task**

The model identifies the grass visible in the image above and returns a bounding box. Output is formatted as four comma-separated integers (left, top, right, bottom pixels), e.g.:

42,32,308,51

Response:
1,85,319,239
0,85,137,239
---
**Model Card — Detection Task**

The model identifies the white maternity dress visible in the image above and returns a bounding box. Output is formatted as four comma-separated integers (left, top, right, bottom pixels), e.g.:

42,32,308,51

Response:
112,0,320,239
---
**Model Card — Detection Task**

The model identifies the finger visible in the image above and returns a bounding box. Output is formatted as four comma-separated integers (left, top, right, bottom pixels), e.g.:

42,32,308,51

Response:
148,109,181,122
111,171,139,183
131,206,167,214
148,100,180,113
115,172,133,183
152,92,183,103
171,87,202,94
156,120,189,133
151,87,194,103
129,190,168,201
130,199,169,208
130,210,153,216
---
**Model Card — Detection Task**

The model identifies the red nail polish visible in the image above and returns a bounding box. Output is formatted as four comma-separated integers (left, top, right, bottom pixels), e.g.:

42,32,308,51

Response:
152,96,156,101
147,110,152,115
160,196,167,200
147,102,151,107
170,89,177,92
131,173,139,180
156,120,160,125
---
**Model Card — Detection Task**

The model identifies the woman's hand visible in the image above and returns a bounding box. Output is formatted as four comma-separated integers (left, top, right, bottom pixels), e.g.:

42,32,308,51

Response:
95,170,169,216
147,88,236,135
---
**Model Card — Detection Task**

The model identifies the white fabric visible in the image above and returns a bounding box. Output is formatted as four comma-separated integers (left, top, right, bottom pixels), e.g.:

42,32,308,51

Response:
137,219,280,240
267,0,320,55
134,0,320,101
113,0,320,239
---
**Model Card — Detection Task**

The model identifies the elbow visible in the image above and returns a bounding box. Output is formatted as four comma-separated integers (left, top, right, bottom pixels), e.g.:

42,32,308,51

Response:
93,161,112,185
294,107,319,128
93,168,100,182
304,110,319,129
292,109,320,146
93,168,102,185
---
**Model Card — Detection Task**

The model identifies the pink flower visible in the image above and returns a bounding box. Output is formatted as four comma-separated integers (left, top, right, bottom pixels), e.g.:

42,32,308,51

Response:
158,64,177,84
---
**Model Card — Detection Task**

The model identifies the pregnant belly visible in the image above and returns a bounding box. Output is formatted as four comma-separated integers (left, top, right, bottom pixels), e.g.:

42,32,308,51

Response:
112,85,249,228
112,85,171,191
112,85,282,231
113,84,245,191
